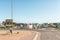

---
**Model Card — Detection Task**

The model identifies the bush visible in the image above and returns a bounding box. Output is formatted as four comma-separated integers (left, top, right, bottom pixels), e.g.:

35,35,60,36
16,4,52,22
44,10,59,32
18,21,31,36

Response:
0,27,5,29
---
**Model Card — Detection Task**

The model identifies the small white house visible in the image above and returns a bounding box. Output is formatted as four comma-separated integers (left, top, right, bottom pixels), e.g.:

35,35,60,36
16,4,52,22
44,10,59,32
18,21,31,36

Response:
28,24,33,29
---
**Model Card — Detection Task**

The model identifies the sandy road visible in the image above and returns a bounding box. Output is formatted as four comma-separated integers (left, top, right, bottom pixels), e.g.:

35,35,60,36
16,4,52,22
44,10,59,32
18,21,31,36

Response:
0,30,40,40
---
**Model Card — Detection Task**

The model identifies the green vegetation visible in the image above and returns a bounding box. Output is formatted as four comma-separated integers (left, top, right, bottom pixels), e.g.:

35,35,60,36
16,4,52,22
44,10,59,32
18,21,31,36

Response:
48,24,55,28
55,26,60,30
0,26,5,29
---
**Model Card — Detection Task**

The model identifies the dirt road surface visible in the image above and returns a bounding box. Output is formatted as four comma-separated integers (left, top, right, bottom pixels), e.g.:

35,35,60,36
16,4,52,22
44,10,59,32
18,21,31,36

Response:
0,30,40,40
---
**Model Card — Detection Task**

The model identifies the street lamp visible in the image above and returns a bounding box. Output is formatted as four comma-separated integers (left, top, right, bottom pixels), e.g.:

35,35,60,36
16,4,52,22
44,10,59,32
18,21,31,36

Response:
11,0,13,20
11,0,13,28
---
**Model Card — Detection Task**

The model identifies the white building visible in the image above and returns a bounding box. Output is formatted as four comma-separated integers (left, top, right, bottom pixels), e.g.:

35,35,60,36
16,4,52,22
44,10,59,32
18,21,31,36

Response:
28,24,33,29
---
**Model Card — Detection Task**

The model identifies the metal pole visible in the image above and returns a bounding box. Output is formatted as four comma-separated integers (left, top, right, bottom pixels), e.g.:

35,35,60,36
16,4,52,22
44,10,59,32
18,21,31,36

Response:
11,0,13,28
11,0,13,20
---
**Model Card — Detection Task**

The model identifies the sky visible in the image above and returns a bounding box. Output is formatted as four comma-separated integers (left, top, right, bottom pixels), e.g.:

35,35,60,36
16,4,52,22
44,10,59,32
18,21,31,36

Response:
0,0,60,23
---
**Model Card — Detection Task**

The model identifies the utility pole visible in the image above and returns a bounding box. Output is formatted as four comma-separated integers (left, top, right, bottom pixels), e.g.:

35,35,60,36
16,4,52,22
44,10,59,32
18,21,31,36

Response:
11,0,13,20
9,0,14,34
11,0,13,28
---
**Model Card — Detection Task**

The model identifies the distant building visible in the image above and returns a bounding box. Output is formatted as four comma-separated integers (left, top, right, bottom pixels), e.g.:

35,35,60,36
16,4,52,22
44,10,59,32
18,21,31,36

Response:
42,23,48,28
28,23,33,29
38,24,42,28
16,23,24,29
53,23,60,28
48,23,60,28
23,23,28,29
32,23,39,29
6,19,12,22
15,23,28,29
2,19,13,29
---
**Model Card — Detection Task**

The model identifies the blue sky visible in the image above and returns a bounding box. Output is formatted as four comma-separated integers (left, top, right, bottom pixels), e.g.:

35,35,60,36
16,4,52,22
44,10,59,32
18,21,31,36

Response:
0,0,60,23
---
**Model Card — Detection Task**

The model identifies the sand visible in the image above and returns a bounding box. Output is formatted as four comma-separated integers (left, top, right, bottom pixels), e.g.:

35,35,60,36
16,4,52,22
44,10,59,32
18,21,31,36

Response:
0,30,36,40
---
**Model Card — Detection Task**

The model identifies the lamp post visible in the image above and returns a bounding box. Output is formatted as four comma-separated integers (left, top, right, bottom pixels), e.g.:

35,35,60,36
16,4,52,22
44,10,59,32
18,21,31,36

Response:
11,0,13,20
11,0,13,28
9,0,14,34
